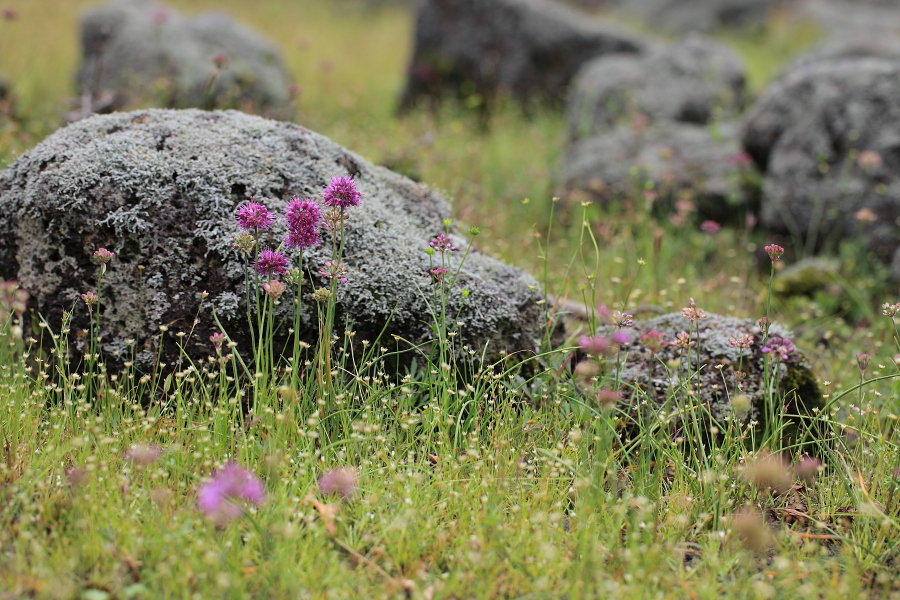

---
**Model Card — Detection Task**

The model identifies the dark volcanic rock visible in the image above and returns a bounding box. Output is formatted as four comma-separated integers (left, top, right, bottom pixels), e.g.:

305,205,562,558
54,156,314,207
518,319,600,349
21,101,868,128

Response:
568,35,746,139
0,109,545,368
77,0,292,115
399,0,647,109
611,312,821,433
741,59,900,271
618,0,785,34
562,122,759,220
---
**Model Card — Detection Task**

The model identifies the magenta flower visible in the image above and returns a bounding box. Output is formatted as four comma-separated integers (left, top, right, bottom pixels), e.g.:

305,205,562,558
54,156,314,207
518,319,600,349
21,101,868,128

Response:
640,330,665,353
856,353,871,372
256,249,289,275
81,291,98,306
700,220,721,235
430,268,449,281
671,332,695,349
124,444,162,467
236,201,275,231
429,234,457,253
883,302,900,318
197,463,265,525
729,333,754,349
322,176,362,210
681,298,707,322
611,330,630,345
611,310,633,328
761,336,794,361
795,456,822,485
578,335,609,357
284,197,322,249
209,332,226,353
318,468,359,500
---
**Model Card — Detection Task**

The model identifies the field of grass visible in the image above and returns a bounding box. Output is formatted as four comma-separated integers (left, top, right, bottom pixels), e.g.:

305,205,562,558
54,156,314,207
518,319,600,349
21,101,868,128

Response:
2,0,900,598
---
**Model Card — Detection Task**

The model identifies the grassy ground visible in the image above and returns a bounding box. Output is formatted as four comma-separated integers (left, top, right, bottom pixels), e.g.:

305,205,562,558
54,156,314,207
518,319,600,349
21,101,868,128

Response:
2,1,900,598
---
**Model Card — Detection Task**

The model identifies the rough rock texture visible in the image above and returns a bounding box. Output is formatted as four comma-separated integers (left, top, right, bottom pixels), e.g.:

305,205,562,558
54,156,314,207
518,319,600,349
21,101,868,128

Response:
795,0,900,37
567,35,746,140
399,0,647,109
562,123,758,220
0,109,545,368
741,59,900,272
78,0,292,116
611,313,821,433
786,35,900,72
617,0,786,34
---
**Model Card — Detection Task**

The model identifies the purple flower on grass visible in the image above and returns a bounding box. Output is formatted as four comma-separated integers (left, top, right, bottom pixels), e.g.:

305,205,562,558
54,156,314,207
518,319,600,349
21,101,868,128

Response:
236,201,275,231
611,330,630,345
764,244,785,262
322,176,362,209
856,353,871,372
198,463,265,525
209,332,226,353
611,310,633,328
578,335,609,357
640,330,664,353
125,444,162,467
761,336,794,361
256,249,289,275
318,468,359,500
429,234,457,253
430,268,449,281
700,220,721,235
284,197,322,249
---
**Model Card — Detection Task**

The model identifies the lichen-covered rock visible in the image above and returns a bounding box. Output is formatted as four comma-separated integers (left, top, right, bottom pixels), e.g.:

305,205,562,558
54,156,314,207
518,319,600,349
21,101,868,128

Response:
562,122,759,220
399,0,646,109
77,0,292,116
741,59,900,273
567,35,745,140
0,109,545,368
616,0,786,33
772,257,841,296
785,35,900,72
610,313,821,434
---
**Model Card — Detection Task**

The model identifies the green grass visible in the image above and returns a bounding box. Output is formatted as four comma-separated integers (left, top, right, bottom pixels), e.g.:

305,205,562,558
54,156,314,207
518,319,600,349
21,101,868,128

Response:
2,1,900,598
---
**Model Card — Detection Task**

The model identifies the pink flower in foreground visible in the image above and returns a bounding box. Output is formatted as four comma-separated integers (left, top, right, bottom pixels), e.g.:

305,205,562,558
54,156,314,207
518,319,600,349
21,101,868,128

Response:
318,468,359,500
322,176,362,210
578,335,609,357
92,247,115,264
764,244,784,262
124,444,162,467
284,197,322,249
700,220,720,235
236,201,274,231
198,463,265,525
611,330,630,345
761,336,794,361
256,249,290,275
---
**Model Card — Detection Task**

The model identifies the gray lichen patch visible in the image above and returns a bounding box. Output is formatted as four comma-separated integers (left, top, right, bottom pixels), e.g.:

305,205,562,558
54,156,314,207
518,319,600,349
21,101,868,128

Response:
0,109,547,369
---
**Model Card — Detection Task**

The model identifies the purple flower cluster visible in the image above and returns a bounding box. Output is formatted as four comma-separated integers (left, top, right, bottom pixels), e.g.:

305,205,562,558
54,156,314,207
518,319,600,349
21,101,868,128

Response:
236,201,275,231
256,249,290,275
318,260,348,284
323,176,362,209
198,463,265,525
761,336,794,361
285,197,321,249
429,234,457,253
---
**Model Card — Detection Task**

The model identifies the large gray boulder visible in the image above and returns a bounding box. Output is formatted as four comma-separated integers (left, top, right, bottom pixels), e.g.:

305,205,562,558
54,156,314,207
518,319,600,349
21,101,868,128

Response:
617,0,786,34
399,0,647,109
608,312,821,435
0,109,545,368
786,35,900,71
567,35,746,140
562,123,758,220
741,59,900,271
77,0,292,116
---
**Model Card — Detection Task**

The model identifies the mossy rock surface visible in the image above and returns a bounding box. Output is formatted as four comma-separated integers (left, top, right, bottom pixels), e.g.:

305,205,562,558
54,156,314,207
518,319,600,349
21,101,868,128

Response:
0,109,546,369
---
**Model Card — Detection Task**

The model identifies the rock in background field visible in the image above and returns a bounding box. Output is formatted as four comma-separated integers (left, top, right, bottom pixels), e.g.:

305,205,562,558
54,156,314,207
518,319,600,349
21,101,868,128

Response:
567,35,746,139
611,313,821,433
0,109,545,368
741,58,900,272
616,0,787,34
399,0,646,109
77,0,293,117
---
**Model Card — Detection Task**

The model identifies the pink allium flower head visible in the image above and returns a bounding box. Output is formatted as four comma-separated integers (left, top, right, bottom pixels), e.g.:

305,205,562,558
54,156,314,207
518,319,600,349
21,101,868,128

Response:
125,444,162,467
611,310,633,328
795,456,822,485
263,279,286,299
611,330,630,345
284,197,322,249
81,291,98,306
318,468,359,500
883,302,900,318
761,336,794,361
856,353,871,372
640,330,665,353
597,389,620,410
857,150,883,171
236,201,275,231
322,176,362,209
578,335,609,357
729,333,754,349
671,332,695,349
681,298,707,322
429,234,457,253
700,220,721,235
209,332,226,352
92,248,115,264
429,268,449,281
198,463,265,524
764,244,784,262
212,53,229,69
149,6,169,25
256,249,289,275
318,260,348,284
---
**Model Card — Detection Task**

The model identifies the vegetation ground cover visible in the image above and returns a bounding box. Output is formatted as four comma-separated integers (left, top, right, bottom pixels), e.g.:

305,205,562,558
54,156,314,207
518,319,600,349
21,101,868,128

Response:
1,1,899,598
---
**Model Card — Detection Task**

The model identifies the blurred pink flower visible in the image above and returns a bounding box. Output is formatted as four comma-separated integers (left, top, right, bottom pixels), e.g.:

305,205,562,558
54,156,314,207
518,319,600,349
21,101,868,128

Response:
198,463,265,524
